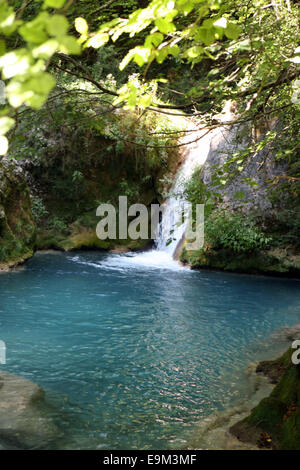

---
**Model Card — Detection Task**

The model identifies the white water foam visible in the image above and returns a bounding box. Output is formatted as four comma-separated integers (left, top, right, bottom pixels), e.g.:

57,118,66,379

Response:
70,251,186,272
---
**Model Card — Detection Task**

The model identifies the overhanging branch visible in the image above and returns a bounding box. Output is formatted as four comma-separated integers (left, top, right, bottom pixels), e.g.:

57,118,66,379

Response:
53,53,300,115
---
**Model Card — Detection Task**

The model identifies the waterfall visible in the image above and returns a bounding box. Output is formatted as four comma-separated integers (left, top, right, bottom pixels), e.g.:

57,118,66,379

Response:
155,125,212,257
155,103,235,259
103,104,235,270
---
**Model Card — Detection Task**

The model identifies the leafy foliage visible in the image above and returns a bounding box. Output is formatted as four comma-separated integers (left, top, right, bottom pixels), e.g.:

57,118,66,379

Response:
0,0,83,152
1,1,299,156
183,167,220,214
205,211,272,253
30,195,49,221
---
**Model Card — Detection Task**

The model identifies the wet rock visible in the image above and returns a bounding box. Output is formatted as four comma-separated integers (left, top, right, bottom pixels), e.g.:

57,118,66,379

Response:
230,349,300,450
188,362,274,450
281,324,300,342
256,359,288,385
201,118,287,215
0,371,59,449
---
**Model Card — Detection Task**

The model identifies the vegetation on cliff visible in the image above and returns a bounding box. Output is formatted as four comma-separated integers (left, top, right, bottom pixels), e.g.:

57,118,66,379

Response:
10,89,185,251
0,157,35,267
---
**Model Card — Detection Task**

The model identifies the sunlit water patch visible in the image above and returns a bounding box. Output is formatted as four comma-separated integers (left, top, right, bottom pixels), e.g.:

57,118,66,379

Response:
0,252,299,449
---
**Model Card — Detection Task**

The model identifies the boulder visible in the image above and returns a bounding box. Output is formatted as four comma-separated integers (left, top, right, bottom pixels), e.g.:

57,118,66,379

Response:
0,371,59,449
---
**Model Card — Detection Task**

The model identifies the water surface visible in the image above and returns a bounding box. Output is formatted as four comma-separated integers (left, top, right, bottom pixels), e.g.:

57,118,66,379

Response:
0,251,299,449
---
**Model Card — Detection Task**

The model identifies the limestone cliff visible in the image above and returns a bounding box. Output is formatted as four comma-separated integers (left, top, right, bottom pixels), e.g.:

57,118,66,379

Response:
180,115,300,277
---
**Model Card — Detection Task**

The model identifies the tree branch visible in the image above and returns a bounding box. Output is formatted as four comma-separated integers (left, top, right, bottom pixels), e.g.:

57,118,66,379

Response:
56,52,300,113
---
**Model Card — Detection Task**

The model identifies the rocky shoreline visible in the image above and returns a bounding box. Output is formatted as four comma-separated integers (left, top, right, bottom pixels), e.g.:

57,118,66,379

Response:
180,246,300,279
233,328,300,450
188,324,300,450
0,252,34,273
230,331,300,450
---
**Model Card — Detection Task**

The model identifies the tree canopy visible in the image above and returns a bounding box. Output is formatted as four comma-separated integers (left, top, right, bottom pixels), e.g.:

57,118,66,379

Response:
0,0,299,159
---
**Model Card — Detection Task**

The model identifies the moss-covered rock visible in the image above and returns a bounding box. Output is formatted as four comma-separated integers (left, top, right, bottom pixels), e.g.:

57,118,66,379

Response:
180,245,300,277
35,202,155,253
37,224,152,253
230,349,300,450
0,157,36,270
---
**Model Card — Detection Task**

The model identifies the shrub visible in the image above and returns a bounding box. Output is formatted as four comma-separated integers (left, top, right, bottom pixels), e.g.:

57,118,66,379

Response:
47,216,68,233
183,168,220,217
205,211,272,253
30,196,49,222
268,209,300,248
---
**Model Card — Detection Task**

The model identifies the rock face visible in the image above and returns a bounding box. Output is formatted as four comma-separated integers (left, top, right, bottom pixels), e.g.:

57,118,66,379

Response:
0,371,58,449
0,157,36,270
201,118,286,215
20,121,179,253
180,115,300,277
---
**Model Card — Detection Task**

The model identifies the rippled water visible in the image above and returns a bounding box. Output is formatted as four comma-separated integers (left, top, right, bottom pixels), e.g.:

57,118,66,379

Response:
0,251,300,449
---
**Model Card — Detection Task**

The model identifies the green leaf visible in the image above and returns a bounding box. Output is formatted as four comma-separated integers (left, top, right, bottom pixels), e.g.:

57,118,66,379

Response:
0,117,14,135
0,49,32,79
58,36,81,55
145,32,163,48
0,135,8,155
156,48,169,64
46,15,69,37
32,39,59,59
119,49,136,70
86,33,109,48
0,4,17,36
225,22,241,40
120,46,151,69
138,94,152,108
197,26,215,46
75,17,88,35
168,45,180,57
185,46,203,58
7,72,55,109
155,18,176,34
19,14,49,44
43,0,66,8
